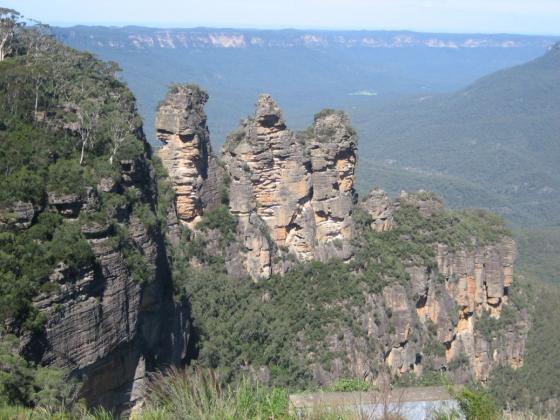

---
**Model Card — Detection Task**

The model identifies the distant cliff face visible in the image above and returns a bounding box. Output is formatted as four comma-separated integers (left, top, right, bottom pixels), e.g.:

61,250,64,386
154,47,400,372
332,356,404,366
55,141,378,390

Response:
56,27,555,51
221,95,357,279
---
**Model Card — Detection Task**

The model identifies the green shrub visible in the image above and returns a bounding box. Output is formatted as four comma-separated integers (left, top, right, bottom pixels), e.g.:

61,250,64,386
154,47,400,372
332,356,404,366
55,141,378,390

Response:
196,205,237,242
0,335,79,413
448,353,470,371
46,222,94,270
326,378,373,392
47,159,86,195
454,387,498,420
0,336,34,407
0,166,45,206
133,203,157,233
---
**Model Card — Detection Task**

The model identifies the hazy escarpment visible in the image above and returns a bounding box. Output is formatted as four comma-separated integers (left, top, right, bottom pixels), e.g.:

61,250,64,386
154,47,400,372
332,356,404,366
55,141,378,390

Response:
55,27,555,51
0,28,187,414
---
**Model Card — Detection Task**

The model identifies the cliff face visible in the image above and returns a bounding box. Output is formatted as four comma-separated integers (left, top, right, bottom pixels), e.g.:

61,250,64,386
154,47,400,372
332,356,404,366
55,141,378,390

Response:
156,85,221,226
356,191,528,381
20,157,189,413
221,95,356,279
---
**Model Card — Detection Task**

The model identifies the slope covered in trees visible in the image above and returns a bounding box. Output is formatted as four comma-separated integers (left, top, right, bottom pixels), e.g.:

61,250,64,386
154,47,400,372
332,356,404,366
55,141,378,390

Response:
354,43,560,227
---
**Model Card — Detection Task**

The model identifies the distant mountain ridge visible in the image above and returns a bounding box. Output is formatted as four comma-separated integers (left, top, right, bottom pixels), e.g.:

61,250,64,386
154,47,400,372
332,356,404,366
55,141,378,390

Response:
56,26,556,50
53,25,557,155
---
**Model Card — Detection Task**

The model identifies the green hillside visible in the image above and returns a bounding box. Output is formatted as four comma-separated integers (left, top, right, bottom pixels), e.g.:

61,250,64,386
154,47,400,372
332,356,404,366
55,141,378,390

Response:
354,43,560,227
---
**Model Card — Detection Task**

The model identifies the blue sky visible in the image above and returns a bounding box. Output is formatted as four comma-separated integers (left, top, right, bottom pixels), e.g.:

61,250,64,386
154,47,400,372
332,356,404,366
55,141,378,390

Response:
4,0,560,35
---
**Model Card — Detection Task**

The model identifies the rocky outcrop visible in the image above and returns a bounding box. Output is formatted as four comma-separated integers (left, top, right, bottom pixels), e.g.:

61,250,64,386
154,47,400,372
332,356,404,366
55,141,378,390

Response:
0,201,37,229
307,110,357,259
156,85,220,226
356,188,528,381
361,188,397,232
21,157,189,414
429,238,525,380
221,96,357,279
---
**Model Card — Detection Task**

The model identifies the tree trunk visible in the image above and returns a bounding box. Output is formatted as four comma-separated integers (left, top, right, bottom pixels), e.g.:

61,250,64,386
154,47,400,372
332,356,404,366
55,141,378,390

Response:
80,140,87,165
34,86,39,119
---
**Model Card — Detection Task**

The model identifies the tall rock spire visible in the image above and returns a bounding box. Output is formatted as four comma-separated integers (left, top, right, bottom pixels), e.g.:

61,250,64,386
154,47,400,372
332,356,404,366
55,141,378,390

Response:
156,84,213,225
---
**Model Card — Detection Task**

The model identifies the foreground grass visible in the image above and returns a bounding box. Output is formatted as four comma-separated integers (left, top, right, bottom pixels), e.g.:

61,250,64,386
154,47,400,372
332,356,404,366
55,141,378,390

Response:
141,368,290,419
1,368,552,420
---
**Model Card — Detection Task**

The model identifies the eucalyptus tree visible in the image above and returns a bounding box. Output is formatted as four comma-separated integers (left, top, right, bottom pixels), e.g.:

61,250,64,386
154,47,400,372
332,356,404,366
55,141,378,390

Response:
0,8,23,62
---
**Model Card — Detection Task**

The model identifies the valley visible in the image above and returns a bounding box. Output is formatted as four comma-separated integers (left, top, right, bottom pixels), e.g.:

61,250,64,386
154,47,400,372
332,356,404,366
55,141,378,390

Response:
0,8,559,419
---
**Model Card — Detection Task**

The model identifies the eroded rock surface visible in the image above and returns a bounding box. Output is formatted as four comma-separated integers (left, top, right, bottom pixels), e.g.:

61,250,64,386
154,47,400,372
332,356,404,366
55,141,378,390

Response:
354,189,528,381
221,95,357,279
156,85,220,225
21,157,189,414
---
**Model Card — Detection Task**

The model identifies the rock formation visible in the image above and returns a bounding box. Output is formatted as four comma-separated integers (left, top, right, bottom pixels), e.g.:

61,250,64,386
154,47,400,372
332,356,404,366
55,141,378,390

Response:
221,95,357,279
155,89,526,385
18,157,189,414
355,189,528,381
156,85,221,226
360,188,397,232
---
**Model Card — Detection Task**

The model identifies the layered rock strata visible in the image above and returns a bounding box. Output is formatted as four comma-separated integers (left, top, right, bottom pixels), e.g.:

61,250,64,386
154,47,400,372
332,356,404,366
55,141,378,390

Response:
152,87,527,384
156,85,220,225
21,157,189,414
221,95,357,279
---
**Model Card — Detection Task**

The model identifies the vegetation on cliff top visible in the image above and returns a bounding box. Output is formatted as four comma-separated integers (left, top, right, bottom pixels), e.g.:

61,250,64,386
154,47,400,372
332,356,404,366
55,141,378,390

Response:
0,12,160,331
0,11,162,412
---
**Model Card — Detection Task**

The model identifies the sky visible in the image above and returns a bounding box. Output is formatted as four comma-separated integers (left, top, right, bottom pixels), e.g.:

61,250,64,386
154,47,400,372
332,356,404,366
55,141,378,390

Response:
4,0,560,35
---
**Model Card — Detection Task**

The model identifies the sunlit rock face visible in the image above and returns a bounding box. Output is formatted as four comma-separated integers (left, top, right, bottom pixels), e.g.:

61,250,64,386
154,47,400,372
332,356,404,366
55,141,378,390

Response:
156,85,216,226
358,190,527,381
153,88,526,384
221,95,357,280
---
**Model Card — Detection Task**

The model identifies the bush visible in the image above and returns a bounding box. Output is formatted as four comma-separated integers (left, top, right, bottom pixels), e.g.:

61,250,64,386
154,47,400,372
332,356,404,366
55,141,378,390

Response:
0,335,79,413
47,159,86,195
196,205,237,242
0,166,45,205
326,378,373,392
454,388,499,420
46,222,94,270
